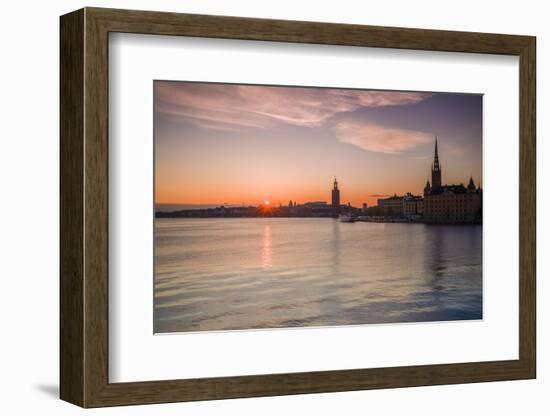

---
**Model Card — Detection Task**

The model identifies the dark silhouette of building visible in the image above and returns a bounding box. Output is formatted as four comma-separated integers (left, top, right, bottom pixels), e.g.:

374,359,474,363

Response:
304,201,334,217
376,193,423,219
331,177,341,217
424,139,482,223
378,194,404,217
403,193,424,219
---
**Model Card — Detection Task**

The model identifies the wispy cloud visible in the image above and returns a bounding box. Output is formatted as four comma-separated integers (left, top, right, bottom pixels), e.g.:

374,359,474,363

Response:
334,119,432,154
155,82,430,132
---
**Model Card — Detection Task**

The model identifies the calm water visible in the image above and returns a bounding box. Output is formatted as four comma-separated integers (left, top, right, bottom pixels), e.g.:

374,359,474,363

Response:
154,218,482,333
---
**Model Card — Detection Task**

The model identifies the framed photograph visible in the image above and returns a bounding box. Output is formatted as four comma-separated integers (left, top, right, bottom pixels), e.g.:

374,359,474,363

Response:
60,7,536,407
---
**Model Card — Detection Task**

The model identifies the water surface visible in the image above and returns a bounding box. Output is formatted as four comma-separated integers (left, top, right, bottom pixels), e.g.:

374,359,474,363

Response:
154,218,482,333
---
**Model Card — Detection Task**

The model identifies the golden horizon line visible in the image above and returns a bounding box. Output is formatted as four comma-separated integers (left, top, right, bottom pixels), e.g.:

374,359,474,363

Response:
156,177,483,204
156,177,483,206
156,184,483,205
155,196,403,206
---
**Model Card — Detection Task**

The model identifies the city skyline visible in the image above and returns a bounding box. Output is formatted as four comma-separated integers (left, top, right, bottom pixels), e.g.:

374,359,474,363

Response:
155,81,482,207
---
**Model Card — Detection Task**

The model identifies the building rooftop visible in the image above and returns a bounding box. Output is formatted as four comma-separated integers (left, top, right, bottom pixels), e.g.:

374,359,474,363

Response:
428,184,479,195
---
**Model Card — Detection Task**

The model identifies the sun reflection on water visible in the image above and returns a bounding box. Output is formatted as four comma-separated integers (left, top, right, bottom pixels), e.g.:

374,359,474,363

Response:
261,224,273,270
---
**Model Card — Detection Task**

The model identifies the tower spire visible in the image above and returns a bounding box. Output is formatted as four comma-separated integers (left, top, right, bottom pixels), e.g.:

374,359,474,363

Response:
433,136,440,169
431,136,442,189
331,177,341,217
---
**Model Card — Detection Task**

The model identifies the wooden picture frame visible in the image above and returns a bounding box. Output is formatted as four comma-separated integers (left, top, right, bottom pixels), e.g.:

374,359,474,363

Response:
60,7,536,408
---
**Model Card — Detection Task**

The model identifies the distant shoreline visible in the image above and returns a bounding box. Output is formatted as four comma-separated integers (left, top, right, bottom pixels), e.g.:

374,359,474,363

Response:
155,214,482,225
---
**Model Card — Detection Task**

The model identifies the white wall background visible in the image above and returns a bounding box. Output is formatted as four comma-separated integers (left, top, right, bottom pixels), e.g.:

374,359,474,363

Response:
0,0,545,414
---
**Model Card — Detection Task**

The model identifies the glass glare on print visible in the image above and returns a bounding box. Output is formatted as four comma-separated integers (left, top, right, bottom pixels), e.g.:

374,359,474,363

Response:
153,80,482,333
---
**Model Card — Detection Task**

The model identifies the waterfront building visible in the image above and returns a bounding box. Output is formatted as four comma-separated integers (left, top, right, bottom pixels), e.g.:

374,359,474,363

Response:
331,177,341,217
423,139,482,223
376,193,423,219
378,194,404,217
304,201,334,217
403,193,424,219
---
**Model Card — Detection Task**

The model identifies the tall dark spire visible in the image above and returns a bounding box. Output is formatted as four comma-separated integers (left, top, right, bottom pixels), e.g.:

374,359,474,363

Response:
433,137,440,170
333,177,338,190
431,136,442,189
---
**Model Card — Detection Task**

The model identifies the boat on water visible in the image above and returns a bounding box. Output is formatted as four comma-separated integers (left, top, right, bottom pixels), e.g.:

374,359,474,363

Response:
339,213,356,223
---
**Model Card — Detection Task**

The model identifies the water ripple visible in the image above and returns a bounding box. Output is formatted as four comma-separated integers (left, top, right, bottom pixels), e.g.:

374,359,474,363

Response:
154,218,482,333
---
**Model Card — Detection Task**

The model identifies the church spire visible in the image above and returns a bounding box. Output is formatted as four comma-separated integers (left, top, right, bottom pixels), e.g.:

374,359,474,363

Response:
431,136,442,189
433,136,440,170
333,177,338,190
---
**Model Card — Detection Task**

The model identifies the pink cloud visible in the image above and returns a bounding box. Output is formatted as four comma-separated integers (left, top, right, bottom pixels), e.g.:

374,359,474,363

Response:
155,82,430,131
335,119,432,154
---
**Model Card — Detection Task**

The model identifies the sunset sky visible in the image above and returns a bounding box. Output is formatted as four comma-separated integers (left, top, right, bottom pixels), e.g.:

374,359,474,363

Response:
155,81,482,208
